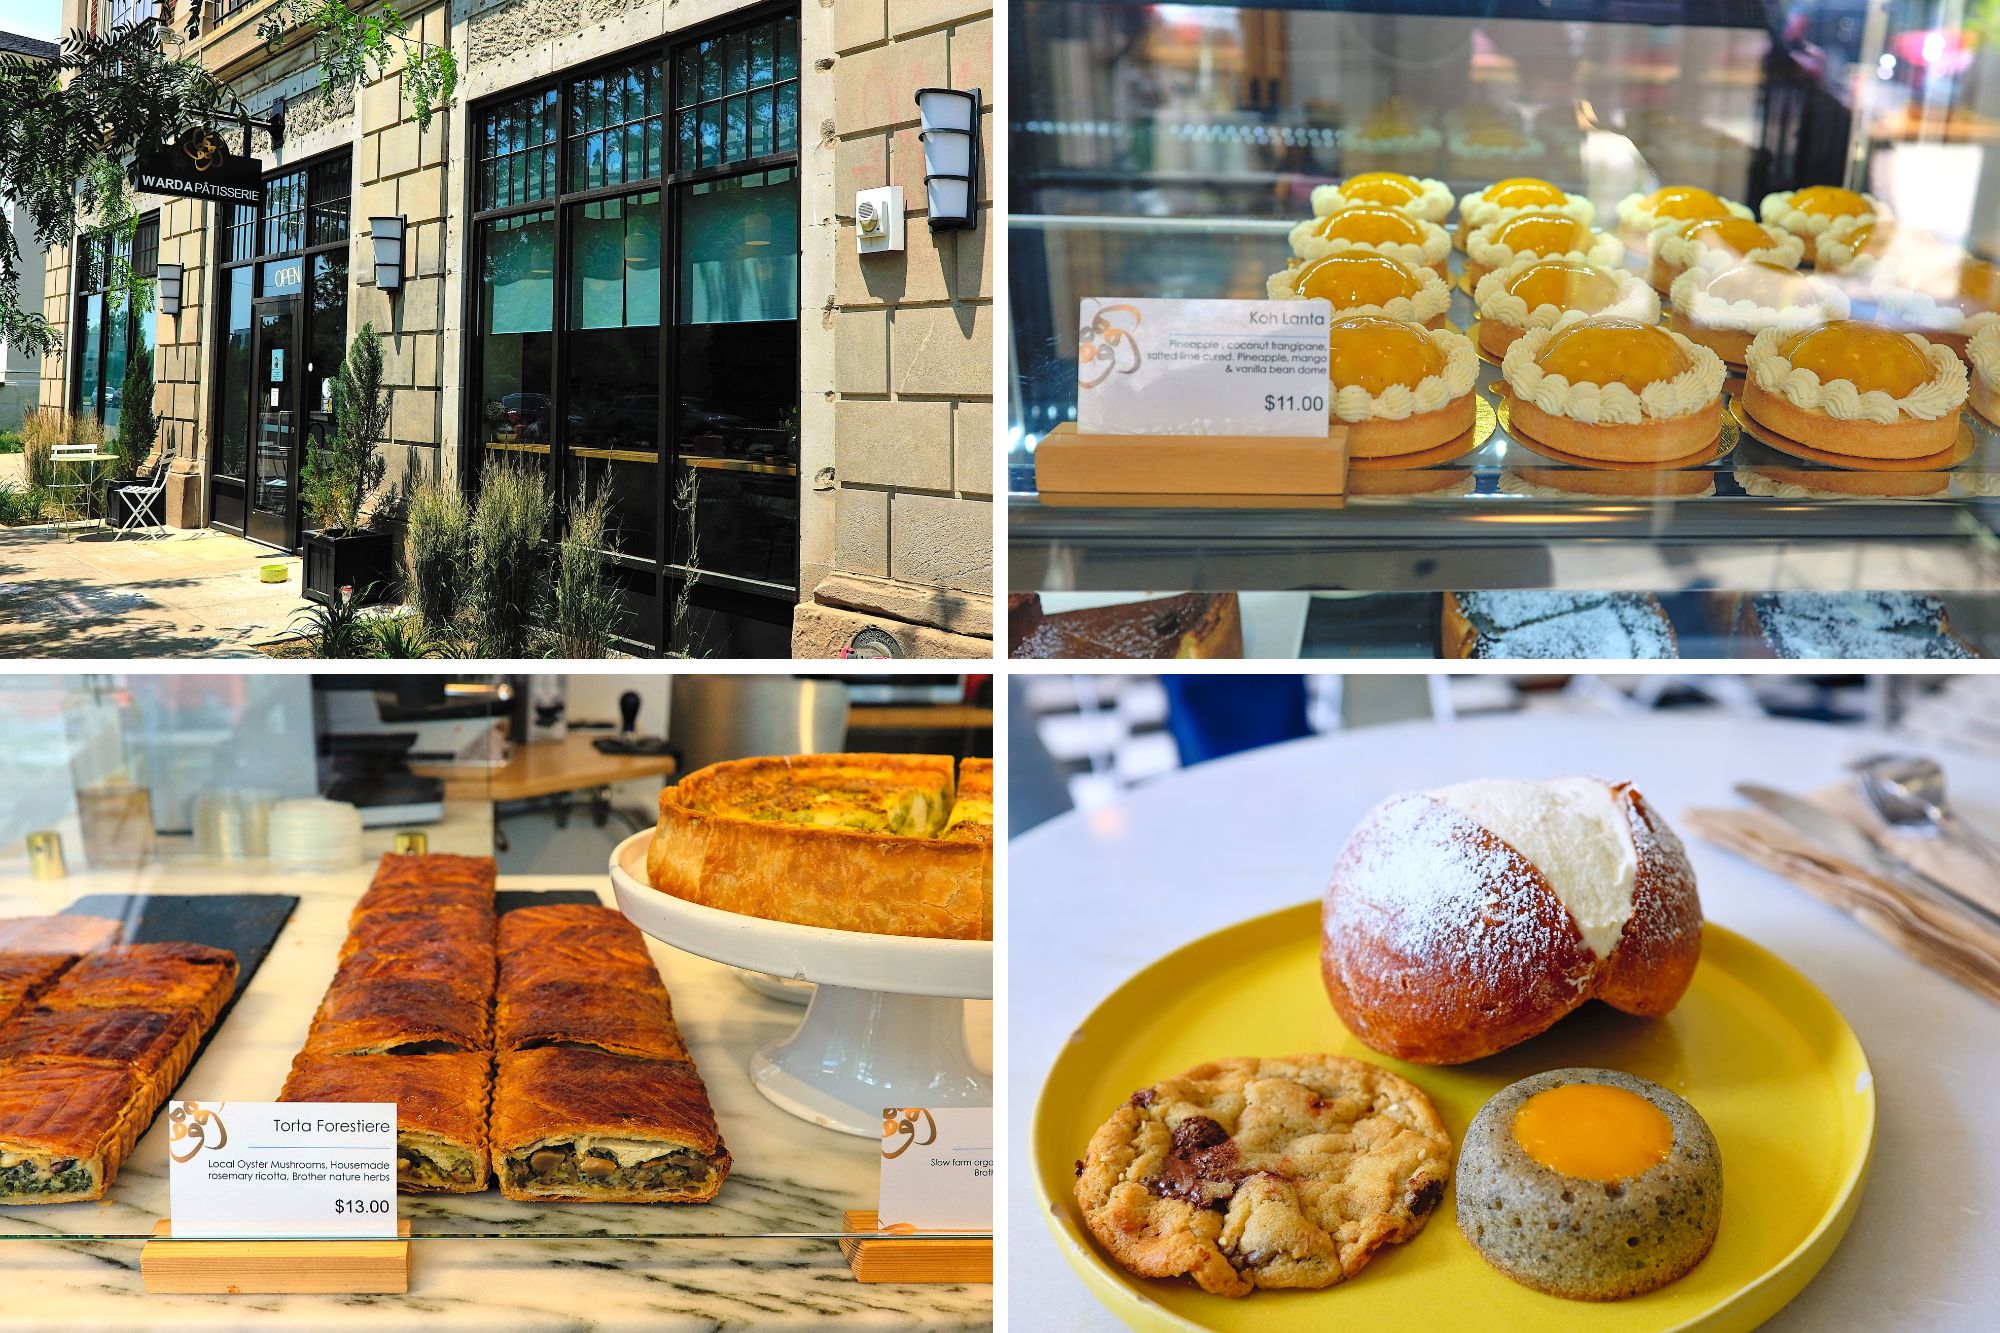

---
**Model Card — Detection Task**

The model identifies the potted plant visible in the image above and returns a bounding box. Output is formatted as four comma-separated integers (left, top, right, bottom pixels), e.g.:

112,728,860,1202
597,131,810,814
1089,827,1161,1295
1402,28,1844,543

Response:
106,343,161,529
301,323,395,605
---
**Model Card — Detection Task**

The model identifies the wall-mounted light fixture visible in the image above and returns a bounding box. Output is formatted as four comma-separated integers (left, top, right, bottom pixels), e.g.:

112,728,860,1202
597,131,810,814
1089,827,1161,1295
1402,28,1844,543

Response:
914,86,980,232
369,216,406,292
156,263,184,317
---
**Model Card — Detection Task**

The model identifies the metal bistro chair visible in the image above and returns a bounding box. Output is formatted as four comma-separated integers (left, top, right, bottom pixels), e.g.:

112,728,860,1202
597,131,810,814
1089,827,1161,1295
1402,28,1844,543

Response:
47,440,105,532
110,436,176,541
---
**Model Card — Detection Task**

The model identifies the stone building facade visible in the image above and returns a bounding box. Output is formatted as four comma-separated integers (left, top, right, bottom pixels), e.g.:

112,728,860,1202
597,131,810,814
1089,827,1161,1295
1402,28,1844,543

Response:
39,0,992,658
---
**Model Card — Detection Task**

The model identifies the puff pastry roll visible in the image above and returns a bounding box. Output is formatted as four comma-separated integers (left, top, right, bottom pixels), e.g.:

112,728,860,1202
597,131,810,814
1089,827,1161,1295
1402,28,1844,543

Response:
0,1059,144,1203
303,978,491,1056
39,943,237,1027
281,1052,492,1193
0,915,123,955
496,979,688,1061
491,1047,730,1203
369,853,499,893
330,943,496,1003
497,905,660,992
0,1007,201,1104
0,953,78,1027
340,910,494,964
351,881,495,923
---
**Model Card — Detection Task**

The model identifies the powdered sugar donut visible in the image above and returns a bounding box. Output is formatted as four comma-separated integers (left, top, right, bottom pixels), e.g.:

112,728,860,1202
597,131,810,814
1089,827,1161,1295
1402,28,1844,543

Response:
1320,777,1702,1064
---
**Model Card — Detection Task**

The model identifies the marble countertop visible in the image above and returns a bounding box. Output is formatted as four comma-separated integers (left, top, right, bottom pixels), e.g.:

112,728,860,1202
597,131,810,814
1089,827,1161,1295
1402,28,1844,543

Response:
0,853,992,1331
1011,712,2000,1332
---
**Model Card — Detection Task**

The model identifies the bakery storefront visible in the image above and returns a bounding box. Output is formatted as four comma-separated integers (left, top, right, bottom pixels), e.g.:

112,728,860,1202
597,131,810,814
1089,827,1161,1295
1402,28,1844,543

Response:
0,670,992,1321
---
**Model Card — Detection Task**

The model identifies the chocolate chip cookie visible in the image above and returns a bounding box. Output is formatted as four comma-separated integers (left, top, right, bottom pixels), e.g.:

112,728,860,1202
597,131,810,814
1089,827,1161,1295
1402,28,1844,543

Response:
1073,1054,1454,1297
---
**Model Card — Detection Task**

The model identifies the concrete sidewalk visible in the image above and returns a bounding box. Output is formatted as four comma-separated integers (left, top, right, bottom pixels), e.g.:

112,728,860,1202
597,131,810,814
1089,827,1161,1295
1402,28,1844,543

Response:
0,525,311,657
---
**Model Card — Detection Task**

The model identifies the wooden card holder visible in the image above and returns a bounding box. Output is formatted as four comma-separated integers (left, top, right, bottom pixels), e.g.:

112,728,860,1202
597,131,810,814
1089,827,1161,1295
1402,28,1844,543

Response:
840,1210,992,1285
1033,421,1348,498
142,1219,412,1294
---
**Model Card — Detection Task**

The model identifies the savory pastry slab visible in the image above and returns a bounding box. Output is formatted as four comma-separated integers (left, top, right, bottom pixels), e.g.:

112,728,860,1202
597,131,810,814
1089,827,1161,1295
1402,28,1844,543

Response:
37,943,238,1028
339,909,496,963
0,952,78,1027
280,1051,493,1193
330,942,497,1002
303,978,492,1056
0,1058,146,1204
0,1006,201,1101
495,978,688,1061
367,852,500,894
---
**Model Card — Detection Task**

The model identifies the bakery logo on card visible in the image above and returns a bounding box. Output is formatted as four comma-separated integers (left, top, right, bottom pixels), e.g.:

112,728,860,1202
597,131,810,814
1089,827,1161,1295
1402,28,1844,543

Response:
1078,301,1144,389
882,1107,938,1159
168,1101,229,1162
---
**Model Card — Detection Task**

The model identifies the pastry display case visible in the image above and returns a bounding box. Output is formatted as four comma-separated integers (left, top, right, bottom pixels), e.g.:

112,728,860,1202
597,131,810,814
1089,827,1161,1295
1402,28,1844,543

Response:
0,675,992,1327
1007,0,2000,658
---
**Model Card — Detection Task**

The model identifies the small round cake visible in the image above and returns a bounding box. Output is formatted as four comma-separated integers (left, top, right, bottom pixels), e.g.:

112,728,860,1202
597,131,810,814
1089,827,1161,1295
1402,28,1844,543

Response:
1457,1068,1723,1301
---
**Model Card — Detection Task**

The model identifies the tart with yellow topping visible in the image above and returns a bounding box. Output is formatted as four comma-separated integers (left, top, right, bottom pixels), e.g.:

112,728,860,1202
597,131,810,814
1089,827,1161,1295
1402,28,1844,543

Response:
1646,216,1802,293
1666,260,1849,370
1971,323,2000,428
1501,317,1728,463
1267,251,1452,329
1327,314,1480,457
1290,203,1452,280
1340,99,1442,175
1742,320,1968,459
1472,256,1658,361
1464,211,1624,288
1454,177,1594,249
1814,216,1896,276
1760,185,1883,245
1872,254,2000,362
1310,170,1454,224
1614,185,1753,251
1448,124,1545,182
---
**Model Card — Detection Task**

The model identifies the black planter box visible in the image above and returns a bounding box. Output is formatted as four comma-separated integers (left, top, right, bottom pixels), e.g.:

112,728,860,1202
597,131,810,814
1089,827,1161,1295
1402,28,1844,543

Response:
107,484,162,530
303,527,399,606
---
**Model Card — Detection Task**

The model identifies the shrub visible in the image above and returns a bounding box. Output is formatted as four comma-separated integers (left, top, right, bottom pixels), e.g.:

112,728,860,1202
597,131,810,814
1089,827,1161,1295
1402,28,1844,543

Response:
290,583,374,658
19,408,64,488
0,431,22,454
468,455,551,658
404,476,471,633
0,481,50,526
367,616,432,659
540,485,622,658
302,323,389,533
113,342,157,480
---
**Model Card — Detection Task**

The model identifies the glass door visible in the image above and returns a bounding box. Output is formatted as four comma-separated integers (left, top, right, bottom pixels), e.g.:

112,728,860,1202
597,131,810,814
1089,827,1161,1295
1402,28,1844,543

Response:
248,298,299,550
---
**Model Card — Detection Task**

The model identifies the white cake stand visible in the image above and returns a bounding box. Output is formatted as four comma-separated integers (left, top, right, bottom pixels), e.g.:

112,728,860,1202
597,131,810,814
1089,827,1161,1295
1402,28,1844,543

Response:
609,830,992,1137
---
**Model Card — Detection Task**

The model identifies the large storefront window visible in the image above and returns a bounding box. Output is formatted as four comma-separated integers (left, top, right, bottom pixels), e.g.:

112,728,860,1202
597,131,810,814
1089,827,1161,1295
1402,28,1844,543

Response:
70,214,157,435
210,153,352,549
468,8,801,656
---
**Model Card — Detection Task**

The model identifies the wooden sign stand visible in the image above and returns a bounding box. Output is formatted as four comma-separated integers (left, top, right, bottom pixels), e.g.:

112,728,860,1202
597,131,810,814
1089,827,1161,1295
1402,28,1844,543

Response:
141,1219,412,1294
840,1210,992,1285
1033,421,1348,498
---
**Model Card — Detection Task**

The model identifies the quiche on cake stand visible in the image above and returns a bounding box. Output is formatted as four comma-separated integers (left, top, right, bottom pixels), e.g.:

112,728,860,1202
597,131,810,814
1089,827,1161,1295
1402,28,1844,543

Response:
613,755,992,1135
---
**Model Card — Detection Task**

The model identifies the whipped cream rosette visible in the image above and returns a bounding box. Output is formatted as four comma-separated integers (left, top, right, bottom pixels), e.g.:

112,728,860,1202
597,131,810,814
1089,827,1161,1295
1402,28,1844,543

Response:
1327,318,1481,458
1742,322,1967,460
1649,218,1803,277
1456,182,1595,236
1465,214,1624,284
1961,322,1998,425
1310,176,1454,223
1288,208,1453,275
1615,188,1754,246
1267,254,1453,326
1504,325,1726,426
1759,187,1885,239
1447,128,1545,164
1814,215,1890,275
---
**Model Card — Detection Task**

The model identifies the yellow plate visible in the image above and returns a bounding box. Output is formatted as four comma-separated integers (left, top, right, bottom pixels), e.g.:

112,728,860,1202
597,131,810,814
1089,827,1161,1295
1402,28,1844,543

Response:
1034,908,1873,1333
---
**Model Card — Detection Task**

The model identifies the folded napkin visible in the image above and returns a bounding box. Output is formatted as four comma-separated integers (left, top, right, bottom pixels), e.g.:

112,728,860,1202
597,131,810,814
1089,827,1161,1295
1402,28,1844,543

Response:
1686,783,2000,1006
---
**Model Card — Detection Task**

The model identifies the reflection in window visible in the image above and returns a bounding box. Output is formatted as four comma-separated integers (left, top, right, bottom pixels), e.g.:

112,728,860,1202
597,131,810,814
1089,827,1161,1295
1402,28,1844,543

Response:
678,169,798,323
478,210,557,453
479,89,559,210
568,192,661,557
674,13,799,171
568,60,665,192
219,268,254,479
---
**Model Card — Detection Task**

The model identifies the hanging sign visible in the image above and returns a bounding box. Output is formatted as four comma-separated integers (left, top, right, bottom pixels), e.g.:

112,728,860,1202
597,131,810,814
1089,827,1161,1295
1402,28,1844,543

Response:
129,127,264,207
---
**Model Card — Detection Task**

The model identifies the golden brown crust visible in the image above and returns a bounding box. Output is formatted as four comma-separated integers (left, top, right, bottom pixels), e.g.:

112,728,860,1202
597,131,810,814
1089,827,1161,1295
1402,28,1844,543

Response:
329,943,497,1002
303,979,490,1056
40,944,237,1028
648,756,992,940
0,1059,144,1203
0,953,78,1025
1347,393,1478,458
1478,318,1525,360
0,1007,201,1102
352,882,495,921
368,853,499,893
340,910,495,963
1742,379,1960,459
495,979,688,1060
0,916,123,955
1510,395,1721,463
281,1052,493,1194
490,1047,730,1203
497,905,660,992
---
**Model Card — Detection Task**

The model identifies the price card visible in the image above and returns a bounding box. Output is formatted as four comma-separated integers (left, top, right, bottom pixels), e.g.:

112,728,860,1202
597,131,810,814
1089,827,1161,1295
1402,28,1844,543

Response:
166,1101,398,1239
1076,297,1334,438
878,1107,993,1232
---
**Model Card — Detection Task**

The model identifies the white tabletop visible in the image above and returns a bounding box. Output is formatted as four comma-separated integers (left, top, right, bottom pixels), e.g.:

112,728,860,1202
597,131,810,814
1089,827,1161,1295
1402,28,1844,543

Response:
1008,712,2000,1333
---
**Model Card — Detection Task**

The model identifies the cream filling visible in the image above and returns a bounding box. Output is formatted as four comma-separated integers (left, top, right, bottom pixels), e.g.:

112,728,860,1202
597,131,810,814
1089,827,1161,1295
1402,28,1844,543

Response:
1502,324,1727,426
1290,216,1452,267
1340,125,1441,153
1651,223,1803,273
1425,777,1638,958
1474,257,1659,331
1759,189,1882,238
1456,192,1595,232
1615,192,1754,237
1870,280,2000,337
1332,326,1479,424
1814,215,1881,274
1970,323,2000,392
1466,222,1625,273
528,1134,683,1169
1746,326,1968,423
1668,268,1850,332
1447,130,1545,160
1267,263,1452,324
1310,178,1454,223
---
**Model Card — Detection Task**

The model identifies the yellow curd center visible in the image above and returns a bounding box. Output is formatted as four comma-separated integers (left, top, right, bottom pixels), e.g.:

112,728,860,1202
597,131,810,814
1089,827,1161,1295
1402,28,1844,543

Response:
1506,259,1622,313
1342,177,1423,207
1681,216,1777,257
1791,186,1868,219
1345,171,1422,195
1483,177,1564,209
1644,185,1730,222
1315,204,1426,247
1512,1083,1674,1182
1327,315,1446,395
1492,213,1591,257
1296,252,1423,308
1536,317,1692,392
1780,321,1933,397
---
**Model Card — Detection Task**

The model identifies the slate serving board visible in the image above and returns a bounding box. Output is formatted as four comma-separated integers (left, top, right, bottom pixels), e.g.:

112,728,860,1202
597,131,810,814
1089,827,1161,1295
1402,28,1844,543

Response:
495,887,605,915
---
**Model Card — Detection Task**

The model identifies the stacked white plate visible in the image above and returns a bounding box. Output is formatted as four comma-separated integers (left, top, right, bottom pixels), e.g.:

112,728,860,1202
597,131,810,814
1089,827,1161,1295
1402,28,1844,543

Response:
267,798,365,870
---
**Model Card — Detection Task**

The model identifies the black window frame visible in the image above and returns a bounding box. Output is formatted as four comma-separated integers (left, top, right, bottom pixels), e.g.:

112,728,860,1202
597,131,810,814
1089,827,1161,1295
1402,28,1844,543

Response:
68,210,159,429
461,3,803,656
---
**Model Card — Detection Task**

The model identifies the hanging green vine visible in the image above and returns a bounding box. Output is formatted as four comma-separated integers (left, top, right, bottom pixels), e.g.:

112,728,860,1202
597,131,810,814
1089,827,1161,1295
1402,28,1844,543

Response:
259,1,457,132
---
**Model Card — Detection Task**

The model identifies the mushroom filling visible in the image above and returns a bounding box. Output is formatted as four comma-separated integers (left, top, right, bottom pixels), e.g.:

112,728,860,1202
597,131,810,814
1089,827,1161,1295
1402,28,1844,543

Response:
507,1139,710,1193
0,1154,96,1198
395,1143,479,1191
